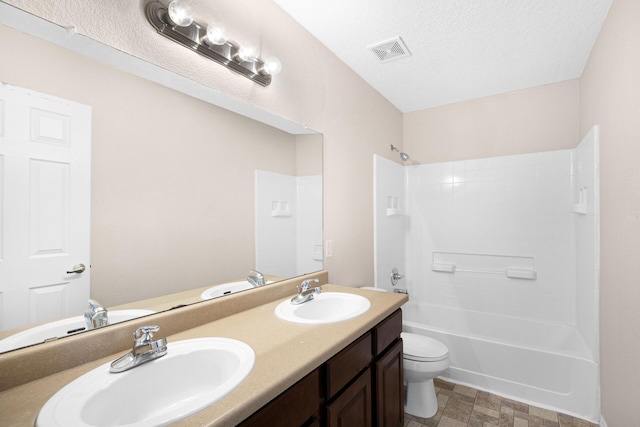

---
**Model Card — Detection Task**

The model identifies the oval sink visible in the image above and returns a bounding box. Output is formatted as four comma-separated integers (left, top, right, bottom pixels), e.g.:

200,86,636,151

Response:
36,337,255,427
275,292,371,324
0,309,155,353
200,280,273,300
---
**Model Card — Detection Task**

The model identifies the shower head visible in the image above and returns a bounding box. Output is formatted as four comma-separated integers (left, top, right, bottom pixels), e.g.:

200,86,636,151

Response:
390,144,410,161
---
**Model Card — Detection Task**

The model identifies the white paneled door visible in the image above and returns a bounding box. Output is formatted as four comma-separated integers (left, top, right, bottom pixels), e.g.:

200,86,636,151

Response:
0,84,91,332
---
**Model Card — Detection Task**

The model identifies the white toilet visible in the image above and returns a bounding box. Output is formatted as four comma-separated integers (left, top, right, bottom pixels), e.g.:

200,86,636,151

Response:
401,331,449,418
361,286,450,418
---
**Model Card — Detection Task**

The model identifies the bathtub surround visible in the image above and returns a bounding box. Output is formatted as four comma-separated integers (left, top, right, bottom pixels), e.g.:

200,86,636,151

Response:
373,157,407,292
374,127,600,421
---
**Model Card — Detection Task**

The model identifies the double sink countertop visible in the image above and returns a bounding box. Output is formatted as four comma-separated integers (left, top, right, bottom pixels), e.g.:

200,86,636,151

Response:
0,280,407,426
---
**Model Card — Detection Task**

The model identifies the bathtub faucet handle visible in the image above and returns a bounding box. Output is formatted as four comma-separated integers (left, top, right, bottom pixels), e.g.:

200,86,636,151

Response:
391,268,404,286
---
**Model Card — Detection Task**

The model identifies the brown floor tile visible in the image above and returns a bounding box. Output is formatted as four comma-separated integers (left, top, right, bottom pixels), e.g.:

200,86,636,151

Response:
438,416,469,427
442,397,474,423
453,384,479,398
476,390,502,412
501,405,515,416
468,415,485,427
513,417,528,427
514,409,546,425
438,393,450,408
501,398,529,414
557,413,598,427
499,412,515,427
407,380,597,427
435,378,456,390
473,406,501,422
530,406,559,423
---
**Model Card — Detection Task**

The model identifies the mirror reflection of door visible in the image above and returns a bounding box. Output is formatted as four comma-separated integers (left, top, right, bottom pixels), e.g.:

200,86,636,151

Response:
0,84,91,331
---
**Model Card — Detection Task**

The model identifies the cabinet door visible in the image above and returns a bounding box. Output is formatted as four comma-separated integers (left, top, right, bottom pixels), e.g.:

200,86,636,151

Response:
375,339,404,427
327,368,372,427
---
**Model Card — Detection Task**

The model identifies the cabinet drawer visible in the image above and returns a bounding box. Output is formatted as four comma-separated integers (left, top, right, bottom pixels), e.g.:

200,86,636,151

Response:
326,332,372,399
374,309,402,356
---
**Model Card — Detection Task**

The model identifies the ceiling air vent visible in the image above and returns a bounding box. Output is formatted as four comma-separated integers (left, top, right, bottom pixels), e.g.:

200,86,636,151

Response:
369,37,411,63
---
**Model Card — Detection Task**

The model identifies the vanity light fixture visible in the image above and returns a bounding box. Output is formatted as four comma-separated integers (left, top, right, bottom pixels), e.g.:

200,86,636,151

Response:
146,0,282,86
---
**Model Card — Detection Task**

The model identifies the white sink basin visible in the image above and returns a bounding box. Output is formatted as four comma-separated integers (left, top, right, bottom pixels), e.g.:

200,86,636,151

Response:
200,280,273,300
275,292,371,324
0,309,155,353
36,337,255,427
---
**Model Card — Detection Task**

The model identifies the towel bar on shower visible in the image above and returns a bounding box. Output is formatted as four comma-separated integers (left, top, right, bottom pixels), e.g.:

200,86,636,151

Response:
431,263,537,280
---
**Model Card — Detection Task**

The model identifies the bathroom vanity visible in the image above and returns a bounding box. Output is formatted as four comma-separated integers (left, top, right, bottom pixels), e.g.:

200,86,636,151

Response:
0,274,407,426
240,309,403,427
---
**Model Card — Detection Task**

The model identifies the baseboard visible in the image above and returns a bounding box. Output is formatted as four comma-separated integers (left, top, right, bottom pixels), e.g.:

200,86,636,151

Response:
599,415,607,427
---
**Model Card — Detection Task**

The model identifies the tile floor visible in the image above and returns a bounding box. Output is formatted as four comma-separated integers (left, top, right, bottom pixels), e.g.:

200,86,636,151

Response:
403,379,598,427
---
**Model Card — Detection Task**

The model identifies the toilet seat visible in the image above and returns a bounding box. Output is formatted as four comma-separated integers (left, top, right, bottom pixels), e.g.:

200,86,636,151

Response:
401,332,448,362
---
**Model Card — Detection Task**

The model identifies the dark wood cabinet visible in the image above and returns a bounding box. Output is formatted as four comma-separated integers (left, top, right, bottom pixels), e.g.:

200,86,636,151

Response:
374,339,404,427
240,309,404,427
238,369,322,427
327,368,373,427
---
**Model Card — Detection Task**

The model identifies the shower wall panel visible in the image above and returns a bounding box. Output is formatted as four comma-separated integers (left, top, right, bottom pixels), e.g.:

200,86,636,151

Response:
405,150,577,324
255,171,322,278
574,126,600,358
373,156,406,290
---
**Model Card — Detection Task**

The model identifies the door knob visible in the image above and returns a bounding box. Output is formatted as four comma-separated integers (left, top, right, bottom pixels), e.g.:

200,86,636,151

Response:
66,263,86,274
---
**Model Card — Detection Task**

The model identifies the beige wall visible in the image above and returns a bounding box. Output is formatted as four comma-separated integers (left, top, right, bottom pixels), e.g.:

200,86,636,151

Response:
0,25,302,306
1,0,403,290
404,80,579,163
295,134,323,176
579,0,640,425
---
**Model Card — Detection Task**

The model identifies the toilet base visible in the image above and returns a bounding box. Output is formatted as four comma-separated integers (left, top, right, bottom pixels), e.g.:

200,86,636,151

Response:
404,378,438,419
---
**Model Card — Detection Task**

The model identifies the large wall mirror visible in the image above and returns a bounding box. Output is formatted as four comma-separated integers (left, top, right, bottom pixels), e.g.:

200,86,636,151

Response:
0,9,323,353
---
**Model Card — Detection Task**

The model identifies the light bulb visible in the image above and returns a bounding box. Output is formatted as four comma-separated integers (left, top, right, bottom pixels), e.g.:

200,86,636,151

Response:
262,57,282,76
167,0,193,27
237,44,259,63
206,24,228,45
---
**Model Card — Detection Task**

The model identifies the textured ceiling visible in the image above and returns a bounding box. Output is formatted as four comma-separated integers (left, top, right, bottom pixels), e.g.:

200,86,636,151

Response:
273,0,612,112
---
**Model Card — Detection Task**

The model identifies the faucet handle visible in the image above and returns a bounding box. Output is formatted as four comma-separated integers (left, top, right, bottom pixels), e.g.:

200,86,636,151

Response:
249,269,264,278
134,325,160,345
298,278,320,292
248,270,265,286
84,299,108,329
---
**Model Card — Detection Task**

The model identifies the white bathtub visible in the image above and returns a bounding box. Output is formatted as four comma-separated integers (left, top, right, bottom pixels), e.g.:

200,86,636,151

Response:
402,302,600,423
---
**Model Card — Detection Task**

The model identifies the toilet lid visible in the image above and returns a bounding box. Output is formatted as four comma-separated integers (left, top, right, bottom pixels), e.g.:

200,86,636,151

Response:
401,332,449,362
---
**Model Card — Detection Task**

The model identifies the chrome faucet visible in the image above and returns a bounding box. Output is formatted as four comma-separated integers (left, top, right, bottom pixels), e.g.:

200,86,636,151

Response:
247,270,265,287
84,299,108,330
110,325,168,373
290,278,321,305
